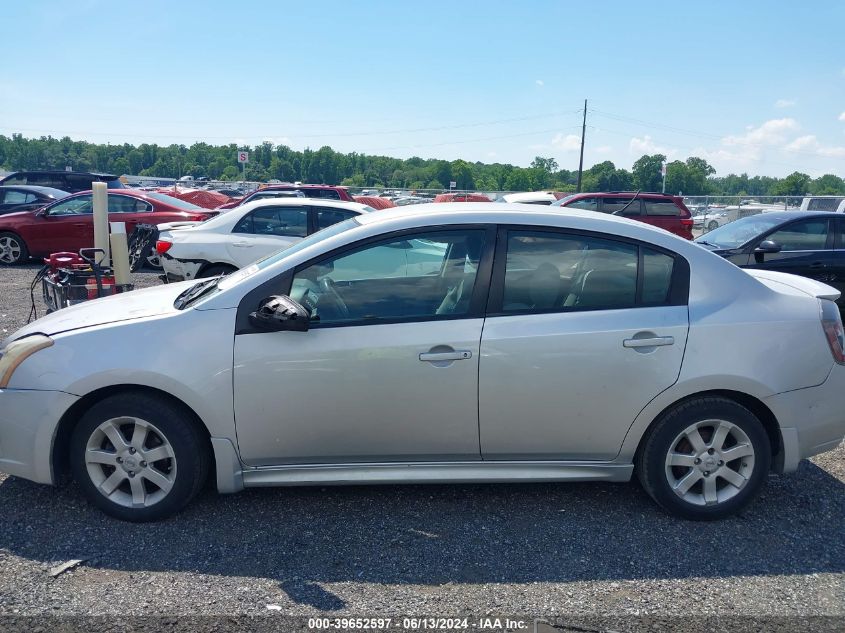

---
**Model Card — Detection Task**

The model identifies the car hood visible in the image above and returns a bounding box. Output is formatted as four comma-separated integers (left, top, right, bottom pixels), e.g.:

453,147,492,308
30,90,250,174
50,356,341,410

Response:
745,269,841,301
5,280,198,341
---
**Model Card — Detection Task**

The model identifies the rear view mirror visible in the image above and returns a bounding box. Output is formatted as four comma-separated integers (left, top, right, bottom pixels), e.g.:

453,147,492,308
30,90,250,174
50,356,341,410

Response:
249,295,310,332
755,240,782,254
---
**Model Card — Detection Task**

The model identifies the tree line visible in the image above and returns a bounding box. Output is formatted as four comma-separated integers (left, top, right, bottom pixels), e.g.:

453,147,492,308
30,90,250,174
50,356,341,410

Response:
0,133,842,197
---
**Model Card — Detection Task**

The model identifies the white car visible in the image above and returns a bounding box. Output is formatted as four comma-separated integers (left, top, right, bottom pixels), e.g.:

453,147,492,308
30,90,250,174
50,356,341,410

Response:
2,204,844,522
500,191,562,205
157,198,375,281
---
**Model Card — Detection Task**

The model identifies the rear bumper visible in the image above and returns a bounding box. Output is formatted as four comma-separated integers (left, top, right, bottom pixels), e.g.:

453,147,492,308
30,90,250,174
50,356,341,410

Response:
765,365,845,472
160,254,205,283
0,388,79,485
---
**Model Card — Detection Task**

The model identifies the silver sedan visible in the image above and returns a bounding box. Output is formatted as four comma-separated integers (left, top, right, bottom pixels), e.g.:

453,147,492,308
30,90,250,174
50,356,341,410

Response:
1,204,844,521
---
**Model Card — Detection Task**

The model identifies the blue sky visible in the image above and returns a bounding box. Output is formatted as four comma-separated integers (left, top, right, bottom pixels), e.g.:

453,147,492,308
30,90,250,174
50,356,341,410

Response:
1,0,843,177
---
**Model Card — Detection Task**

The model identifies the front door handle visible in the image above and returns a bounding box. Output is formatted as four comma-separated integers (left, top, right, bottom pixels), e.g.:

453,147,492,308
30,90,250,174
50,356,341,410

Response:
419,350,472,362
623,336,674,348
809,261,826,269
231,241,253,248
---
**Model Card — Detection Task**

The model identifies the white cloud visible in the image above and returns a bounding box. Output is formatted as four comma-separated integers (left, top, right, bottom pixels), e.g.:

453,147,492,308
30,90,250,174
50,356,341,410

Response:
551,133,581,151
774,99,795,108
629,135,675,156
595,145,612,154
535,79,544,87
722,118,799,147
784,135,845,157
839,112,845,121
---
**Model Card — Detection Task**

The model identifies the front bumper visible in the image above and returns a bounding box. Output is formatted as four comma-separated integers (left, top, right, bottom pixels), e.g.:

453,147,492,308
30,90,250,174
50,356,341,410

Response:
0,389,79,484
764,365,845,472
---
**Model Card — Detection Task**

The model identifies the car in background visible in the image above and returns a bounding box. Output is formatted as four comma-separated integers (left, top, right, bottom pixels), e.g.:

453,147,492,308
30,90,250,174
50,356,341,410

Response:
0,190,217,266
433,193,492,203
800,196,845,213
216,184,355,209
695,211,845,310
353,195,396,210
157,199,375,281
3,203,845,521
552,192,694,239
693,209,730,231
0,171,125,193
0,185,70,215
501,191,568,205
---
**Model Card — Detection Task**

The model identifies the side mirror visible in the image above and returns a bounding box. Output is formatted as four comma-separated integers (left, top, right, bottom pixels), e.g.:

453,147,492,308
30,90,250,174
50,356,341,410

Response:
249,295,310,332
755,240,782,254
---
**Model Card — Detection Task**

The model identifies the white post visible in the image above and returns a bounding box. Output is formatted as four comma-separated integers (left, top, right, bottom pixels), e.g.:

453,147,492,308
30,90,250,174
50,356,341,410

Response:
109,222,131,287
92,182,110,265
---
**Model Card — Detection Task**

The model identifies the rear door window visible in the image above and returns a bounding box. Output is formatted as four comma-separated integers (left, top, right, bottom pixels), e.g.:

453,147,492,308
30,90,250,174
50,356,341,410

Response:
766,219,830,251
314,207,357,231
233,206,308,237
601,198,643,216
643,199,681,216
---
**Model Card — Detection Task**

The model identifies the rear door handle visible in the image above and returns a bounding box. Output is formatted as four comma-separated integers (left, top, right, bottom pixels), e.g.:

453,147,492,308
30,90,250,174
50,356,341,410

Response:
419,350,472,362
809,261,826,269
623,336,674,348
231,241,253,247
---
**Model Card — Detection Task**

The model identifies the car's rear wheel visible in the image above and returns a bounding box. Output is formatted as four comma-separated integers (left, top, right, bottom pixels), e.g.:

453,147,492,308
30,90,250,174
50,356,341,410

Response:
707,220,719,231
69,392,209,522
197,263,237,278
636,396,770,520
0,232,29,265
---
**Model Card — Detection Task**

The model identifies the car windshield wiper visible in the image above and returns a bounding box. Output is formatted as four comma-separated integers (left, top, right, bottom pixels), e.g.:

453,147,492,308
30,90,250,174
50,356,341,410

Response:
696,239,716,247
174,277,220,309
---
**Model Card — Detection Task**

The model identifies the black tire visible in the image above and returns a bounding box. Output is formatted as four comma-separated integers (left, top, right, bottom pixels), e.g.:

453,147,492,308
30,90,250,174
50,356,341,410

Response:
69,392,210,522
197,263,237,278
0,231,29,265
636,396,771,520
707,220,719,231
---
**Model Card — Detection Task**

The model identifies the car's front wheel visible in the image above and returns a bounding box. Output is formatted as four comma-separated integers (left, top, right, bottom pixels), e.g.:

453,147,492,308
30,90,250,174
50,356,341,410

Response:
69,392,209,522
636,396,770,520
0,232,29,265
707,220,719,231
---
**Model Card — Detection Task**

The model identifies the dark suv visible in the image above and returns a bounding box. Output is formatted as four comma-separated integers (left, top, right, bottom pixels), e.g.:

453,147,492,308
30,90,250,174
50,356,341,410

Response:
552,192,694,240
0,171,125,193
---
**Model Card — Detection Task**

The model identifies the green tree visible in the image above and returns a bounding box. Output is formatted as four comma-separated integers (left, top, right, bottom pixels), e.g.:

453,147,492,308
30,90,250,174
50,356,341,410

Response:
632,154,666,192
772,171,811,196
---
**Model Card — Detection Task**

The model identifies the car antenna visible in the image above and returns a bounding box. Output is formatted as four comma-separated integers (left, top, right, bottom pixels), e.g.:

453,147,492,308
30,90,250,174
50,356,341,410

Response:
614,190,640,215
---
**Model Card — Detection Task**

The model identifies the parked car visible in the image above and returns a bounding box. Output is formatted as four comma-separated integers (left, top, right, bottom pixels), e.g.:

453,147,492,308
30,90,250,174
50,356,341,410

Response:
0,190,217,267
552,192,694,239
0,185,69,215
694,211,845,310
0,171,125,193
800,196,845,213
694,209,730,231
2,203,844,522
353,195,396,210
501,191,568,205
157,199,375,282
433,193,492,203
216,184,355,209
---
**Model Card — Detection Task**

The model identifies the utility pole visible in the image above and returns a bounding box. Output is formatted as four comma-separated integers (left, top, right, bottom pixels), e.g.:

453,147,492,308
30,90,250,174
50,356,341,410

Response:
576,99,587,193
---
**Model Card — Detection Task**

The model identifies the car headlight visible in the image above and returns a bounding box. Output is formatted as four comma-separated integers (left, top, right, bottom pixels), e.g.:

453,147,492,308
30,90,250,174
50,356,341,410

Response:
0,334,54,388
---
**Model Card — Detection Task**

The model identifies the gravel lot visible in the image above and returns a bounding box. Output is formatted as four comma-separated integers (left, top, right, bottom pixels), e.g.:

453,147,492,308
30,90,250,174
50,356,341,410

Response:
0,264,843,630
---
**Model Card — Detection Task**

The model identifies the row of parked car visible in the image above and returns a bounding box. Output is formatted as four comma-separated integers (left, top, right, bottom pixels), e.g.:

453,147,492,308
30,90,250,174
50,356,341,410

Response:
1,171,844,314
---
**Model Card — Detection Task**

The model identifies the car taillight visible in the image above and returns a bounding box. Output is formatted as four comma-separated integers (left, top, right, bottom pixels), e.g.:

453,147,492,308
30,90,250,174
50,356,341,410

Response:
820,299,845,364
680,218,694,227
155,240,172,254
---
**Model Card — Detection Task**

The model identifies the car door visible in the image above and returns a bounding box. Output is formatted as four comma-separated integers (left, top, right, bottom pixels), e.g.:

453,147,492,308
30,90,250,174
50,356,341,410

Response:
232,226,493,466
479,227,689,460
228,205,309,266
744,217,833,284
26,194,94,255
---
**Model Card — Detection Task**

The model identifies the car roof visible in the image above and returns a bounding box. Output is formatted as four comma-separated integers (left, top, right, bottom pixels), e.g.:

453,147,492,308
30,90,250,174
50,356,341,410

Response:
745,210,835,222
236,197,372,213
567,191,677,198
0,185,70,196
3,170,119,178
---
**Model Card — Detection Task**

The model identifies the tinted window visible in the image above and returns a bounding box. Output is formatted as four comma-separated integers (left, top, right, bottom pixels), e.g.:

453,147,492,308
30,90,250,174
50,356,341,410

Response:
290,230,485,325
66,174,93,191
234,206,308,237
767,219,829,251
305,189,341,200
642,248,675,304
564,197,598,211
315,207,356,231
27,174,64,189
502,232,639,312
643,199,680,216
2,190,36,204
2,175,25,185
47,195,93,215
108,195,150,213
602,198,642,216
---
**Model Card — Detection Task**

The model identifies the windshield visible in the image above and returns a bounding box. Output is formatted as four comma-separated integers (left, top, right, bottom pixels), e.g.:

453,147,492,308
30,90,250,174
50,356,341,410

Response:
550,194,577,207
217,217,361,291
145,192,204,210
695,215,785,249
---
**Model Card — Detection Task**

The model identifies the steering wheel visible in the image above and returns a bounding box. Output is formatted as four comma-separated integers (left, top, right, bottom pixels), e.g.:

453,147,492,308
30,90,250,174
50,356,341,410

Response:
319,276,349,319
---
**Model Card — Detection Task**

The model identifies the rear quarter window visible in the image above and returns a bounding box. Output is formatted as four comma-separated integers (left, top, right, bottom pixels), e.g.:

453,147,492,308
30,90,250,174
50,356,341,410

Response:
644,200,681,216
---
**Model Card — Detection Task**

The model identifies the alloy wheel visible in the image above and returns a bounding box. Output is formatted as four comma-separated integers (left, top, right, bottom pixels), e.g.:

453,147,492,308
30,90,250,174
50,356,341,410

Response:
664,419,755,507
84,416,177,508
0,236,22,263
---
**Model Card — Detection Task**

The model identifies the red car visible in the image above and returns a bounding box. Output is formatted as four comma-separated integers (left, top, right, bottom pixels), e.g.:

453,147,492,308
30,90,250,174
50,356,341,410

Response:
216,184,354,209
433,193,492,203
0,190,217,266
552,192,694,240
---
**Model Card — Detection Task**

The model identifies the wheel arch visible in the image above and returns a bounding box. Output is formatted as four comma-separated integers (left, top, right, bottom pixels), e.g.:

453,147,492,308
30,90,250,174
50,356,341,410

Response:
51,384,214,485
633,389,783,471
